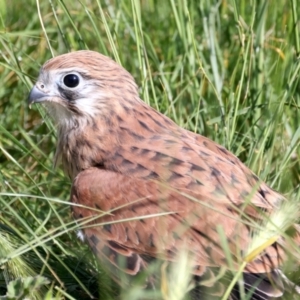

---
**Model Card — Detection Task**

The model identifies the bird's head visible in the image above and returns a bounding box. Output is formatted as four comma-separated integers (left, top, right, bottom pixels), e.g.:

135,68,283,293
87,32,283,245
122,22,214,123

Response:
28,50,139,126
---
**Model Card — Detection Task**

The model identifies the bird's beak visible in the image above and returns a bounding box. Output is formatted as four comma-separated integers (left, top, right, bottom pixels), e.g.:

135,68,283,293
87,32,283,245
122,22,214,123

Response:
28,86,50,107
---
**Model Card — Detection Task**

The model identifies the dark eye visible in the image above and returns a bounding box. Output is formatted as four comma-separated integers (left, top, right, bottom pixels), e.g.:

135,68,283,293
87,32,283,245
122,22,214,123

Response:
63,74,79,88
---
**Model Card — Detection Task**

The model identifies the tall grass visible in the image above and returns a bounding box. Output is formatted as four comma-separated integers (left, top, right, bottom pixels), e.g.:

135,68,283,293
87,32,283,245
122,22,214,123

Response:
0,0,300,299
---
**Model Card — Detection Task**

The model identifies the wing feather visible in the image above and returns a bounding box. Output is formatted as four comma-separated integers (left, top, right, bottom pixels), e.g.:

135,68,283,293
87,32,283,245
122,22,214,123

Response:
71,167,286,277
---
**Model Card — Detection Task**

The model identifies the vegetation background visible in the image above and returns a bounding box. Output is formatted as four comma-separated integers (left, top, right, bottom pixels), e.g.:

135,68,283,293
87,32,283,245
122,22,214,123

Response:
0,0,300,299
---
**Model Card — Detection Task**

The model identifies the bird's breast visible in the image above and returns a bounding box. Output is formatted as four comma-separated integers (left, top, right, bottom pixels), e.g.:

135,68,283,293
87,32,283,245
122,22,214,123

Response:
57,125,110,179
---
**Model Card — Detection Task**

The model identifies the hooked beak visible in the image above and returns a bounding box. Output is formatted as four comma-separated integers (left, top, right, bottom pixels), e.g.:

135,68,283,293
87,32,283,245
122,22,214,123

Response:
28,86,50,106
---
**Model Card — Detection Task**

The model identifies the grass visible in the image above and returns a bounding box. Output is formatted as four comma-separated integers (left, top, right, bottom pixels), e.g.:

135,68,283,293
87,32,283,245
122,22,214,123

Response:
0,0,300,299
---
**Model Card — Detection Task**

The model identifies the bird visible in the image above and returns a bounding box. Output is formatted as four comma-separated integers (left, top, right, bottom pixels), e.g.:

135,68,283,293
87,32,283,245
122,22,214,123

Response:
28,50,300,299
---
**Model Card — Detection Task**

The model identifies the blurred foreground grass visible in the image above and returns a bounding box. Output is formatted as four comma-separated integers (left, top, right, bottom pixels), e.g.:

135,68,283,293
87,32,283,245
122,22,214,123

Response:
0,0,300,299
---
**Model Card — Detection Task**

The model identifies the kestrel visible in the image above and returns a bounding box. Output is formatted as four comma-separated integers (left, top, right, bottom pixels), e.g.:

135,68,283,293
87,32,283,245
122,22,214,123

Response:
28,50,300,299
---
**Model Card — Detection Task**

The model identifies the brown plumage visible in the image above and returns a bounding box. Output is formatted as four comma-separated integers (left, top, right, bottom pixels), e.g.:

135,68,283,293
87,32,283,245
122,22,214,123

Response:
28,50,299,299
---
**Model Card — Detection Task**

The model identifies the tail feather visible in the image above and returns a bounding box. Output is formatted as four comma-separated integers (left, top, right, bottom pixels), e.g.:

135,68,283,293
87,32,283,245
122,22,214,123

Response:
191,270,300,300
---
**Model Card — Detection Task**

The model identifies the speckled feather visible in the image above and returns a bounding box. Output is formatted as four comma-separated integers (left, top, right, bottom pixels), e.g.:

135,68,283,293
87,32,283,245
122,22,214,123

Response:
30,50,299,298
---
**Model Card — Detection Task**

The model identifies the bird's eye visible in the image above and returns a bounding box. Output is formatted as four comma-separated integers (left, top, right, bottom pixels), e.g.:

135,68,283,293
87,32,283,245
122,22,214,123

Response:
63,74,80,88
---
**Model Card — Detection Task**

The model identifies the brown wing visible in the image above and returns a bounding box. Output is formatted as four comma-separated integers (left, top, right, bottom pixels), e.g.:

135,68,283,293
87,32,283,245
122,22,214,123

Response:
102,124,283,217
100,108,283,209
71,166,285,278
